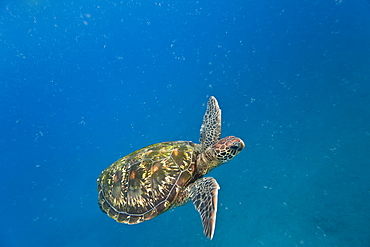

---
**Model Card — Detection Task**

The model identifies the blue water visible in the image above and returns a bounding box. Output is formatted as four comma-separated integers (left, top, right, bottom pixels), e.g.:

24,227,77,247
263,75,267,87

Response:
1,0,370,246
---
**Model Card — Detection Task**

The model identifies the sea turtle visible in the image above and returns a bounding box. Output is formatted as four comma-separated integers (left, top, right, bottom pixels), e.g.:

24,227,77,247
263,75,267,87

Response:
97,96,244,239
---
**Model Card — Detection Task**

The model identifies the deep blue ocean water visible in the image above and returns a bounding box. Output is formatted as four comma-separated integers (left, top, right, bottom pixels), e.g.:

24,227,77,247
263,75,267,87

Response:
1,0,370,246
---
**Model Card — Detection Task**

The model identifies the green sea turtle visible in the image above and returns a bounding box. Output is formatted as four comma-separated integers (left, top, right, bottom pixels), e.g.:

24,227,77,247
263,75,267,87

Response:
97,96,244,239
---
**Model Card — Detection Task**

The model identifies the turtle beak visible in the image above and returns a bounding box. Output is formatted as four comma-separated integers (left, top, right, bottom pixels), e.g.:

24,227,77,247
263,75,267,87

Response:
240,139,245,150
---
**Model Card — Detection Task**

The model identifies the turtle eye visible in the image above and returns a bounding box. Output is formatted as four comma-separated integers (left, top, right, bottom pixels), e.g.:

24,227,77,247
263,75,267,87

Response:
230,142,243,151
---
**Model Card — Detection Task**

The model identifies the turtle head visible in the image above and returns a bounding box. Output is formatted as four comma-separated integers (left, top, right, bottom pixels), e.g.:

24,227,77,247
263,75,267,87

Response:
213,136,245,163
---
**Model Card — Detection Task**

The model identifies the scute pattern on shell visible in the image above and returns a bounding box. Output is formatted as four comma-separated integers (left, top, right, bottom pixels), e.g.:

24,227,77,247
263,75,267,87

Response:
97,141,198,224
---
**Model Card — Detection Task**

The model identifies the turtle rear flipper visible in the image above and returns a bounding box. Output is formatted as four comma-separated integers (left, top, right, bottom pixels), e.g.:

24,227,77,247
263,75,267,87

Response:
189,177,220,239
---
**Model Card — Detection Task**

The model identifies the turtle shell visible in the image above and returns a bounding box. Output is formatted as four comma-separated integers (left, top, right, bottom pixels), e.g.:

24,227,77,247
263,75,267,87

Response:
97,141,199,224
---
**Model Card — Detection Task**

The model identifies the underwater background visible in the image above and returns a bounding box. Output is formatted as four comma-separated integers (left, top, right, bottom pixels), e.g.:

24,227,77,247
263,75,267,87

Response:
1,0,370,246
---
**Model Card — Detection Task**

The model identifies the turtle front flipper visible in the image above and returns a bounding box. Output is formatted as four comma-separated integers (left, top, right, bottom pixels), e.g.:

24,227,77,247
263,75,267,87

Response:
189,177,220,239
200,96,221,151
